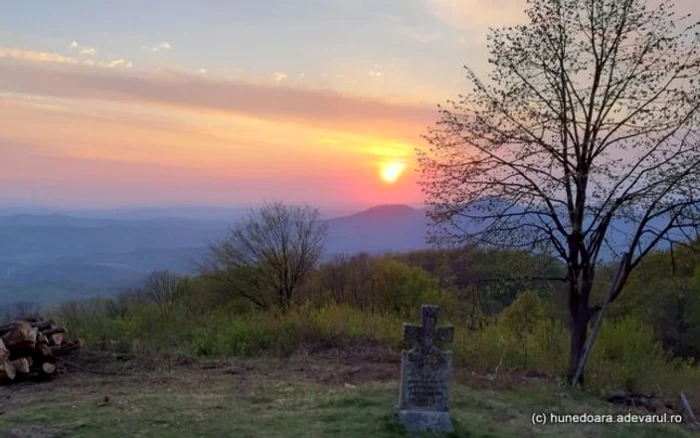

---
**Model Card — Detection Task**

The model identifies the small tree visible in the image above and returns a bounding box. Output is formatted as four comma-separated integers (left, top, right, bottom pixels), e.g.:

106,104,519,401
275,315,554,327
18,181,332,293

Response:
201,202,328,310
141,270,184,305
419,0,700,385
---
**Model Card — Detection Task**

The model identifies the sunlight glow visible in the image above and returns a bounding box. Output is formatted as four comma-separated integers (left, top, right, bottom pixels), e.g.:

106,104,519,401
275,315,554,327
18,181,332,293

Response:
380,159,407,184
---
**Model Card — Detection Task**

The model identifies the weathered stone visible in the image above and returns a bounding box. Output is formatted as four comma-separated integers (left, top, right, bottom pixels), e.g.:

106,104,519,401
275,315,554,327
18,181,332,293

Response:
397,304,455,434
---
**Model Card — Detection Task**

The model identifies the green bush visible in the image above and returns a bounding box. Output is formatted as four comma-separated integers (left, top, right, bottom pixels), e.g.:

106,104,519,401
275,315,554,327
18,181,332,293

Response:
499,290,547,338
587,315,674,393
52,263,700,402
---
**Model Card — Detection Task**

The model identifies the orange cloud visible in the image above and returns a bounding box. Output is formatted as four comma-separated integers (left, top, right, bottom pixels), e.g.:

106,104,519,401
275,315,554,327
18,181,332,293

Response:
0,56,436,142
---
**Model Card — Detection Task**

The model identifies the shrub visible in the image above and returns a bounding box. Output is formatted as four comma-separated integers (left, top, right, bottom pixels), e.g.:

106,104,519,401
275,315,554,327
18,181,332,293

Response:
53,279,700,402
498,290,547,339
587,315,672,393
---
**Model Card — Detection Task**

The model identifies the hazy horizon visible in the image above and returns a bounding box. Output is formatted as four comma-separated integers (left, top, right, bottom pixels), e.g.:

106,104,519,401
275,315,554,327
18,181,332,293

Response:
0,200,426,220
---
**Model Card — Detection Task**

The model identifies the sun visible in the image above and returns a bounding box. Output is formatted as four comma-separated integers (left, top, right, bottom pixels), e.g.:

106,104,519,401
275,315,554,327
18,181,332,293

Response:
380,160,407,184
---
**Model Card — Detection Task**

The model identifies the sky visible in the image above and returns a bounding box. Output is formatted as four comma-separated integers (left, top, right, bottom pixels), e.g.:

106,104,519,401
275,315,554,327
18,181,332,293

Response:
0,0,696,211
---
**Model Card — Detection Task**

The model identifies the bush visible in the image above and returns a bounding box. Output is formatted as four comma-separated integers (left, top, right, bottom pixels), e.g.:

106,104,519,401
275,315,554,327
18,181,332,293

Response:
524,318,568,374
52,263,700,402
587,316,674,393
499,290,547,338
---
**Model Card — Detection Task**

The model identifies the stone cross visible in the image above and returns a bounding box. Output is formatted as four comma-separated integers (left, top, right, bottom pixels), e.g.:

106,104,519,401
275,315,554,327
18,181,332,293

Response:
397,304,455,434
403,305,454,352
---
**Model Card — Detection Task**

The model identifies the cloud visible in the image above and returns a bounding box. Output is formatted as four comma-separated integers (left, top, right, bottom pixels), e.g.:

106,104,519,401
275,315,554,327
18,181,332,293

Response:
199,68,207,74
69,40,97,56
369,71,382,78
0,47,132,70
0,48,79,65
104,59,126,68
273,72,287,83
0,58,436,139
142,42,173,52
0,92,68,113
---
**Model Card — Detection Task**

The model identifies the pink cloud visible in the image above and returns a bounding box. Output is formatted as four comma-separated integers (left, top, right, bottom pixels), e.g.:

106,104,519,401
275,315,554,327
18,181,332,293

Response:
0,57,436,140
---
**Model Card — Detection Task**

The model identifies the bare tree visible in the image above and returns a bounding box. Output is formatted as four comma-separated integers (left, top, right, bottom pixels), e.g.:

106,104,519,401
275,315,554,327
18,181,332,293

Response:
142,270,183,305
419,0,700,385
201,202,328,310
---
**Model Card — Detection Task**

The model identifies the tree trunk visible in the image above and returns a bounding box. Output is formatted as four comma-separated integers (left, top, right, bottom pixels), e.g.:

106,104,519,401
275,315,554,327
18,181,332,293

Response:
566,264,594,386
567,311,589,386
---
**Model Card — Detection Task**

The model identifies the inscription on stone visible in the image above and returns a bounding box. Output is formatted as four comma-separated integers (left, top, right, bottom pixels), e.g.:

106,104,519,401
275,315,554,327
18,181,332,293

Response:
396,304,455,433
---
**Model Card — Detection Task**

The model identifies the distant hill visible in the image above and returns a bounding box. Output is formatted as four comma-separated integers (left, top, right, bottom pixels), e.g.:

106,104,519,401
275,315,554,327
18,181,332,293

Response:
0,205,433,304
0,202,681,304
325,204,429,255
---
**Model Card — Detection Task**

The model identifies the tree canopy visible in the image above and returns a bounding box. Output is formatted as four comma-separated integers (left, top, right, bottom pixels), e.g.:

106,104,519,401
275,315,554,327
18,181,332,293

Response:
419,0,700,384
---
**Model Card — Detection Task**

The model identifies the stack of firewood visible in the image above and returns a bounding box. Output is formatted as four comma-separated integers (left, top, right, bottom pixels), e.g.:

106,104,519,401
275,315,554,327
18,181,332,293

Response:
0,318,82,383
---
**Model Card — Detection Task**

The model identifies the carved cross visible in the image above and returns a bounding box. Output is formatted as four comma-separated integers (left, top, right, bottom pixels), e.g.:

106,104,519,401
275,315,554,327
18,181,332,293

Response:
403,304,454,350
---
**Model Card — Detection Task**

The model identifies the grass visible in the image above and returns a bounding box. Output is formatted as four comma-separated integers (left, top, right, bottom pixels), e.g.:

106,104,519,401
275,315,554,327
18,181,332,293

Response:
0,364,694,438
61,299,700,403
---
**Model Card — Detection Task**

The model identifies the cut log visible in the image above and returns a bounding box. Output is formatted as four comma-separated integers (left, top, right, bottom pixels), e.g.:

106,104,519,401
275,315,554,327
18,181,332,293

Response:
42,327,66,337
0,323,17,337
1,322,36,349
0,339,8,361
1,317,78,381
32,320,56,331
22,315,42,323
37,344,53,358
50,333,64,346
11,358,30,374
51,339,82,356
14,327,39,350
0,359,16,381
36,332,48,345
41,362,56,376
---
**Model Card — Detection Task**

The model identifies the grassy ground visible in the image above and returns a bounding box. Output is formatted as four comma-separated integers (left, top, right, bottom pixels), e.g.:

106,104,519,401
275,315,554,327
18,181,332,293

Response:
0,351,694,438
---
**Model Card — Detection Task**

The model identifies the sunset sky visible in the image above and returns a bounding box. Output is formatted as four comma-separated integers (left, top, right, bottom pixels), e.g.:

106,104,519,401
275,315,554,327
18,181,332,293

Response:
1,0,696,211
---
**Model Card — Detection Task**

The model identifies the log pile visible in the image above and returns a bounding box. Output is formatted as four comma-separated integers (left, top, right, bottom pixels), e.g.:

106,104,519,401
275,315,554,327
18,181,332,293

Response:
0,317,82,383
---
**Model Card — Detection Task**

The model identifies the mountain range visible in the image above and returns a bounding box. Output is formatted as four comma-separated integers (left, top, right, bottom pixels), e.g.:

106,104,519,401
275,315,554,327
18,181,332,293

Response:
0,204,431,304
0,202,679,305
